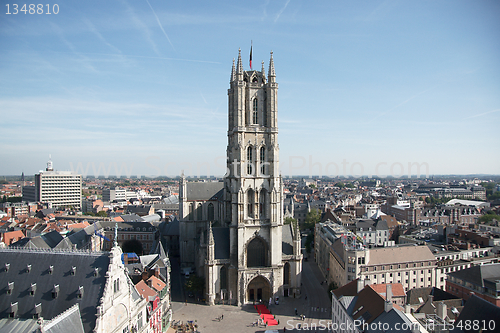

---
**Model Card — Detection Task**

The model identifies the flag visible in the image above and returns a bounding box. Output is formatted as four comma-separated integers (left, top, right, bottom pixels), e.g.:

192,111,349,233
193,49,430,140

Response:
249,41,253,69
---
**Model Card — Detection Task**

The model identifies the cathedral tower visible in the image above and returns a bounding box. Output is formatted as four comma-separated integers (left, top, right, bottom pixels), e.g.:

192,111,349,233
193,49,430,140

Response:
223,49,299,306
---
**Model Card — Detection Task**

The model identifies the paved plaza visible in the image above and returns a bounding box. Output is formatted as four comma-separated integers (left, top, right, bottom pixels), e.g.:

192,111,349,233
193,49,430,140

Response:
170,296,331,333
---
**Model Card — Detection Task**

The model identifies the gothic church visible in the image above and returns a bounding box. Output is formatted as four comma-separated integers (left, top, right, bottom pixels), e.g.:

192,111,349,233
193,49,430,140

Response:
179,49,302,306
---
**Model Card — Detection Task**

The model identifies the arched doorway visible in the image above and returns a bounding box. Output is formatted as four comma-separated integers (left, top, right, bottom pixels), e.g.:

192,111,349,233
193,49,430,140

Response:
247,275,271,303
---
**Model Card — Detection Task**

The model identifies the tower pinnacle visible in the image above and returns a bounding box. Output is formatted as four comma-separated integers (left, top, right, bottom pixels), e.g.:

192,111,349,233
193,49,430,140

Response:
268,51,276,82
230,58,236,82
236,48,243,76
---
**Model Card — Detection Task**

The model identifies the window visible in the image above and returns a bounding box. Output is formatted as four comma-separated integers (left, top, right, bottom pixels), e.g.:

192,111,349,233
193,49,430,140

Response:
247,146,253,175
260,147,266,175
247,189,254,218
208,203,214,221
253,99,258,124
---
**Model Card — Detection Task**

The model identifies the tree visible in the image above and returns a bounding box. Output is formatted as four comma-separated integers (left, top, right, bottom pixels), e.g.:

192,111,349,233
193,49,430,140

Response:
302,208,321,230
478,212,500,224
185,274,204,295
97,211,108,217
308,184,316,189
284,217,297,225
305,233,314,254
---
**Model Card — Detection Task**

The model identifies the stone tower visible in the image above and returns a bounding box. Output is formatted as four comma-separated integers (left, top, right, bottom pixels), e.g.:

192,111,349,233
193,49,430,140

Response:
222,49,298,306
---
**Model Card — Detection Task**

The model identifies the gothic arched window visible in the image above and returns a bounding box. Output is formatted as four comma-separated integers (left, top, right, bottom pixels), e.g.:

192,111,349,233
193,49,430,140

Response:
260,147,266,175
247,189,254,218
284,262,290,285
259,189,266,218
220,266,227,290
247,146,253,175
247,237,267,267
197,203,203,220
253,99,258,124
208,203,214,221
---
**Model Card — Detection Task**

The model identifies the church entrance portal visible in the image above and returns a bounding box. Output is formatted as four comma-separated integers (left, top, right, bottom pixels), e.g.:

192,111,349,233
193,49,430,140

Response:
247,276,271,303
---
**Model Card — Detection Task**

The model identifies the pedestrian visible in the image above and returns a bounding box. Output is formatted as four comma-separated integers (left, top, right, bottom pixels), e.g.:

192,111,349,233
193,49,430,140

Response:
221,314,224,320
284,327,286,332
294,308,297,315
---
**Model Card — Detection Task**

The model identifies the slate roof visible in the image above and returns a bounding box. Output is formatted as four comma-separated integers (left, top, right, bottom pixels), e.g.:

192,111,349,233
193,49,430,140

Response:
185,182,223,201
0,248,110,333
282,223,294,255
407,287,459,305
41,304,85,333
450,294,500,333
366,308,414,333
120,213,144,222
0,317,39,333
160,218,179,236
213,227,230,260
448,263,500,289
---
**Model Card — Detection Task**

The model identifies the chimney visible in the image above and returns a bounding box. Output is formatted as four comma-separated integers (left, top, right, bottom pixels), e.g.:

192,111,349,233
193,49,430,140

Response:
384,284,393,312
356,279,364,293
155,266,160,278
437,302,447,320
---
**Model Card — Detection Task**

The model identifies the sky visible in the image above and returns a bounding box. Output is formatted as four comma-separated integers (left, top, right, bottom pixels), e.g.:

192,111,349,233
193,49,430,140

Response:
1,0,499,179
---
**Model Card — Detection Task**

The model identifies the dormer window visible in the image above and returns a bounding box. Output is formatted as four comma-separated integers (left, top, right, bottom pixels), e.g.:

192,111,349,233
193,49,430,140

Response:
52,284,59,298
49,265,54,275
7,282,14,294
30,283,36,296
10,302,18,318
94,268,99,277
26,264,31,273
77,286,84,299
5,263,10,272
71,266,77,275
33,303,42,319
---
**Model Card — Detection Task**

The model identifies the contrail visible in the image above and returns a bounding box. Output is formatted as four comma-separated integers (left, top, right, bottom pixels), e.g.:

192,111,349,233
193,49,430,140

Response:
275,0,291,23
463,108,500,120
145,0,176,52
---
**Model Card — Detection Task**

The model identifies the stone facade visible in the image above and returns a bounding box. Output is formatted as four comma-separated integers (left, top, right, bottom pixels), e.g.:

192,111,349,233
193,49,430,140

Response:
179,49,302,306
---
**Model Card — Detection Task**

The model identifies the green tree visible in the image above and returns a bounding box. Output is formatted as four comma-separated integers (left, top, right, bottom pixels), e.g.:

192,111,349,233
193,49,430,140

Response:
309,184,316,189
303,208,321,230
185,274,204,295
336,182,345,189
97,211,108,217
305,233,314,254
478,212,500,224
284,217,297,225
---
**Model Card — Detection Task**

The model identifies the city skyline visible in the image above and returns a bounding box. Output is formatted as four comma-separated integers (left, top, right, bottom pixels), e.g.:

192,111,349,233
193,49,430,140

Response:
1,0,499,177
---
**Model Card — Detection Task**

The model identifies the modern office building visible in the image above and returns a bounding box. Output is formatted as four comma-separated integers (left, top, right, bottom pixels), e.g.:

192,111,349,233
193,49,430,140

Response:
33,158,82,209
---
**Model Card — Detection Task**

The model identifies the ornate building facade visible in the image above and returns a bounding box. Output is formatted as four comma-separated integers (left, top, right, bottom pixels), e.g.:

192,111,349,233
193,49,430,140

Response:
179,49,302,306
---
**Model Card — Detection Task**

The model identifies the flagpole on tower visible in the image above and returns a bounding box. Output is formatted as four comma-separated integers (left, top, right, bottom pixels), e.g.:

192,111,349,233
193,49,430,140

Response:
249,40,253,70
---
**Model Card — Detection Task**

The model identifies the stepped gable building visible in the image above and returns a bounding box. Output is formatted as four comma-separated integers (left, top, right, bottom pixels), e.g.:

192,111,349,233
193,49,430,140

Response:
0,246,148,333
179,49,302,306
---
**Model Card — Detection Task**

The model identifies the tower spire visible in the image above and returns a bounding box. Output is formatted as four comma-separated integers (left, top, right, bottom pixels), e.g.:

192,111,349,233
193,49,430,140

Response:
230,58,236,82
268,51,276,83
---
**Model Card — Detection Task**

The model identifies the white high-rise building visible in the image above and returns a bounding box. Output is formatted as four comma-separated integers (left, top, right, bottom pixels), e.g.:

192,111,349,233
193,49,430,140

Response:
34,158,82,209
